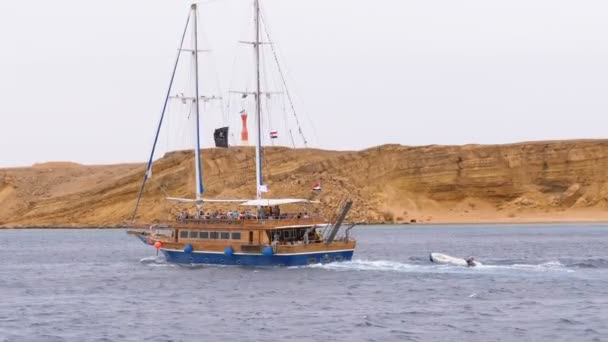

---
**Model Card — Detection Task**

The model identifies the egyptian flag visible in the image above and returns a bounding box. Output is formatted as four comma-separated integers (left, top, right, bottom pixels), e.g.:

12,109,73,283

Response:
214,127,229,148
269,130,278,139
312,182,322,191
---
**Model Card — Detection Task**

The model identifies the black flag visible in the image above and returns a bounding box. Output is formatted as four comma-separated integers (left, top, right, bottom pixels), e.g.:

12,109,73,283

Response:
214,127,229,148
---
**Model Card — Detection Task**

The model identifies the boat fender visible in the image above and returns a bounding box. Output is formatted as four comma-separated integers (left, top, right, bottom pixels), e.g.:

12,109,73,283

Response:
224,246,234,256
154,241,162,249
263,246,274,256
184,244,193,254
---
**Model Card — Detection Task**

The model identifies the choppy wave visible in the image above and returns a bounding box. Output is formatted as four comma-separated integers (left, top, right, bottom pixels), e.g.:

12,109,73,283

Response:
4,226,608,341
563,258,608,269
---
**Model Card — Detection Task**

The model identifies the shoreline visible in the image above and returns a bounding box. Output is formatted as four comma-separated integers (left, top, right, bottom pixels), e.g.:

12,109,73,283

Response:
2,219,608,229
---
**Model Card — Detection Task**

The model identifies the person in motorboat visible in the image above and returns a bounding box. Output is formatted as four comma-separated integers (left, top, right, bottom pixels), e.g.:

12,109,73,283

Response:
465,256,476,267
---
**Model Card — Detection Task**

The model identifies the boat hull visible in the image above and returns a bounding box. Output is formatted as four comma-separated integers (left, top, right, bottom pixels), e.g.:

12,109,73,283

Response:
161,248,354,266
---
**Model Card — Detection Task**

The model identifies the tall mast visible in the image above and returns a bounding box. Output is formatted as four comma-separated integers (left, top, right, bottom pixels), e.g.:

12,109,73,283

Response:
192,3,204,209
254,0,263,200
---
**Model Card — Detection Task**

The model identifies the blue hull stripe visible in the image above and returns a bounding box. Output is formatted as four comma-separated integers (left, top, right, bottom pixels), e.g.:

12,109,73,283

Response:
161,249,354,266
161,248,355,256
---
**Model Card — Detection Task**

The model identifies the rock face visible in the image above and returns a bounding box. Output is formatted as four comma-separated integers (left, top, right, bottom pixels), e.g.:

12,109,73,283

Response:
2,140,608,227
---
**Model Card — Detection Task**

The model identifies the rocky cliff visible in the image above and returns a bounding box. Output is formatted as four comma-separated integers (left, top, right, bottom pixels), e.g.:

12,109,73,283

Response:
2,140,608,227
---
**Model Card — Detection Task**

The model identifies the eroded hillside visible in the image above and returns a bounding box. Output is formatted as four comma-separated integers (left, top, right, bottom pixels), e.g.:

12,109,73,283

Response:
2,140,608,227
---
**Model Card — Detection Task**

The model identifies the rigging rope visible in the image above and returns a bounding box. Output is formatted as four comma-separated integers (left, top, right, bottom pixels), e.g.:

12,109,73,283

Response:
131,10,192,222
259,10,309,147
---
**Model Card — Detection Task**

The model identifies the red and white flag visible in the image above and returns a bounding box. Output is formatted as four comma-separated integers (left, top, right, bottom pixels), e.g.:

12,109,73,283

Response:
269,131,278,139
312,182,322,191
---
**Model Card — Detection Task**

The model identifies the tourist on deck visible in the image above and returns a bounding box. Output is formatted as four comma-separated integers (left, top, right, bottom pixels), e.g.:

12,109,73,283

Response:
263,206,271,218
315,230,323,242
272,232,280,246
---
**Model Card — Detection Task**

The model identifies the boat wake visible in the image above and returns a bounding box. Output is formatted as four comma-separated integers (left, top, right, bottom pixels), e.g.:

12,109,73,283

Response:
562,258,608,269
477,260,574,273
306,259,427,273
306,259,575,274
138,256,595,273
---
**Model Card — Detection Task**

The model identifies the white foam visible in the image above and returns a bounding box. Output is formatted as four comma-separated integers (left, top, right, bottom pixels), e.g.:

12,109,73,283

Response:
139,256,173,267
477,260,573,273
306,259,449,273
304,259,574,274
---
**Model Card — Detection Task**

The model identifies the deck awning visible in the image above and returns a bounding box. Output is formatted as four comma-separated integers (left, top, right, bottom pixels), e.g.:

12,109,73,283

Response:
166,197,248,204
166,197,319,206
239,199,319,206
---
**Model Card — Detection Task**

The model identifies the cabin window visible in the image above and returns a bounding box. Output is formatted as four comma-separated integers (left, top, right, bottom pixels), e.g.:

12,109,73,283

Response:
231,232,241,240
199,231,209,239
220,232,230,240
210,232,219,239
248,231,254,243
189,231,198,239
180,231,188,239
284,230,292,238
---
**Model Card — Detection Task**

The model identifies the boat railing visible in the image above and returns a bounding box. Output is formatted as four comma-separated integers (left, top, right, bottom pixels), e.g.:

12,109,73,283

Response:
176,214,323,225
321,197,348,237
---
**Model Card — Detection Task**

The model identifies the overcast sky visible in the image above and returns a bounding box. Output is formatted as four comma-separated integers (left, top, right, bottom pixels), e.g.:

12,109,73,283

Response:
1,0,607,167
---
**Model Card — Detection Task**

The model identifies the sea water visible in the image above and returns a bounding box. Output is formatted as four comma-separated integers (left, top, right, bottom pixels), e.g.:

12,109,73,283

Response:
0,224,607,342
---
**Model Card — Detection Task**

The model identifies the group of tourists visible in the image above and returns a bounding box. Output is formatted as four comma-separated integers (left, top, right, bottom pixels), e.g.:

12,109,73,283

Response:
176,206,314,222
178,209,253,221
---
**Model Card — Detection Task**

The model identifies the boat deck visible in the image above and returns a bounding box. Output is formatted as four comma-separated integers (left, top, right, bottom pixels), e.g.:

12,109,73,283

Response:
132,217,327,231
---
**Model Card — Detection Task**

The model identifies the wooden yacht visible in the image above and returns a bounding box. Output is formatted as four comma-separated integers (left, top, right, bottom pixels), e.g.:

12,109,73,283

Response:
127,2,356,266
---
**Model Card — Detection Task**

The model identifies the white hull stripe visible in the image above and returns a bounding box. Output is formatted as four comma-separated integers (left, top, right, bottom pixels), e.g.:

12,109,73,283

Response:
161,248,355,256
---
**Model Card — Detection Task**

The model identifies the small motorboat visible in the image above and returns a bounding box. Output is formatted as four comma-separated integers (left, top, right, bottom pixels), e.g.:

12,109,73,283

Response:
429,253,482,267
